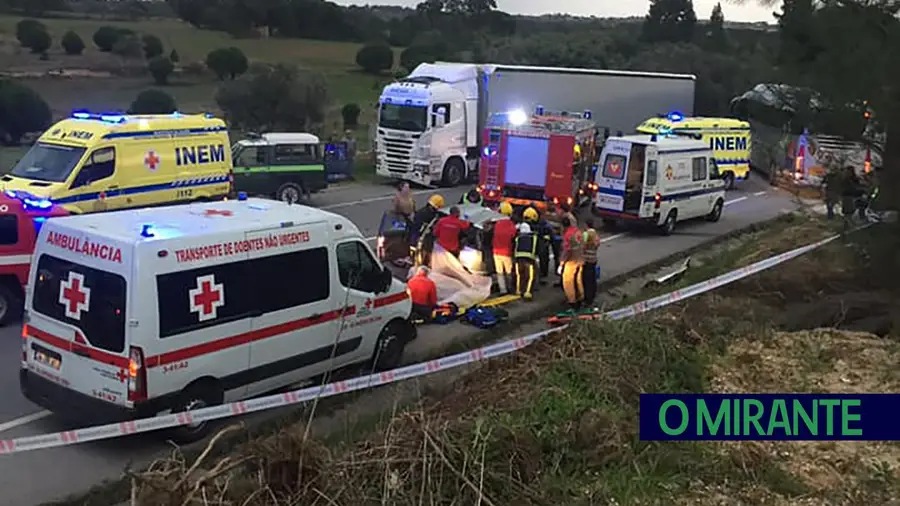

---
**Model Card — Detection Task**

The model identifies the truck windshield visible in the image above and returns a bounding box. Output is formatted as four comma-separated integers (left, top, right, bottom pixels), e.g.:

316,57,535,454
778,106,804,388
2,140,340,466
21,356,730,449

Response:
379,103,427,132
32,254,127,353
9,142,86,183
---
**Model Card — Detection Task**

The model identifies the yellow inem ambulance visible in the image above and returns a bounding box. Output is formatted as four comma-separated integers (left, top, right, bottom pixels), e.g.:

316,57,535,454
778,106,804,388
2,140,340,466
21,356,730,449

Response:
637,113,751,189
1,111,233,214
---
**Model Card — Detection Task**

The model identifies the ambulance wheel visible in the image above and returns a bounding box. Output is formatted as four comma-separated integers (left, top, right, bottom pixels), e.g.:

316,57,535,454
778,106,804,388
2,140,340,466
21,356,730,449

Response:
0,283,22,326
441,159,464,187
707,199,724,222
723,172,735,190
371,320,411,371
659,210,677,236
168,380,224,444
276,183,305,204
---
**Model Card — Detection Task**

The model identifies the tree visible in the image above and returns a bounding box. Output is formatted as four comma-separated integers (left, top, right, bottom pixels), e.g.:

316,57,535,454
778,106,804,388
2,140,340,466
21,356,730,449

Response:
141,34,164,59
215,63,327,132
61,30,85,55
0,81,52,145
15,19,46,48
112,33,143,59
205,47,249,80
27,28,51,55
642,0,697,44
704,3,728,51
93,26,122,52
774,0,820,68
147,56,175,84
341,103,361,128
129,89,177,114
399,44,435,71
355,43,393,74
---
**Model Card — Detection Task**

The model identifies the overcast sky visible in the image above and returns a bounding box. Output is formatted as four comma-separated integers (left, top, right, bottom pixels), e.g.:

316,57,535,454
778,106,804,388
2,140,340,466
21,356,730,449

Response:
335,0,777,23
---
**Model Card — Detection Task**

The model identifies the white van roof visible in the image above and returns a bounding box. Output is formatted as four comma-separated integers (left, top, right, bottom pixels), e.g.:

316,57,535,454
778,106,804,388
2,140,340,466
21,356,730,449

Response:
239,132,320,146
614,135,709,152
44,198,357,244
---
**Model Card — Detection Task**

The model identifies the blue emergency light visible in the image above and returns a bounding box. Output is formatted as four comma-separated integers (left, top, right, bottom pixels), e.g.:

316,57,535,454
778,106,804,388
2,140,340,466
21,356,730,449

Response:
140,224,155,238
583,109,592,119
535,105,544,116
238,191,248,201
667,111,684,122
71,110,127,123
6,190,53,209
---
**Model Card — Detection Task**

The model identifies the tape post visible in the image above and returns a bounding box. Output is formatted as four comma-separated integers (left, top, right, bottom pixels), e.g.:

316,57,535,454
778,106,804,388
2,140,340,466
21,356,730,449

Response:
0,233,841,455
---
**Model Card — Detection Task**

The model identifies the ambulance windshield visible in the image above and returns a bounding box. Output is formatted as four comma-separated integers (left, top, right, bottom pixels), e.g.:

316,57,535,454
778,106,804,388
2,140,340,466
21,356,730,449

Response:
32,254,127,353
10,142,87,182
379,103,427,132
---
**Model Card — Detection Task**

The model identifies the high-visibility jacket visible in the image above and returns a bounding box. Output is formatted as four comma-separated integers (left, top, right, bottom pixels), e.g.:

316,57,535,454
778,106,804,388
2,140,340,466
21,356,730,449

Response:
582,228,600,263
459,190,483,205
562,226,583,261
514,233,538,260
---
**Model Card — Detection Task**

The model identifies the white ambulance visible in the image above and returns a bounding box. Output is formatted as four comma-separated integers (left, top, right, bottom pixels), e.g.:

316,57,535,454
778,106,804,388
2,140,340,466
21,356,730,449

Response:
592,135,726,235
20,197,413,441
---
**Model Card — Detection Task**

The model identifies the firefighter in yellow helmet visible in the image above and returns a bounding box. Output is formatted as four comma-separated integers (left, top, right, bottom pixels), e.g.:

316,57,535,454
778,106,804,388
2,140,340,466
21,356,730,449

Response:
491,201,517,294
523,207,552,283
411,194,445,266
513,222,538,299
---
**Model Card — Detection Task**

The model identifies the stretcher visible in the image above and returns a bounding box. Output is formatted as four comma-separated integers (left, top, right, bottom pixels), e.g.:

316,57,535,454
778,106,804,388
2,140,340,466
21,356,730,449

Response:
546,307,604,325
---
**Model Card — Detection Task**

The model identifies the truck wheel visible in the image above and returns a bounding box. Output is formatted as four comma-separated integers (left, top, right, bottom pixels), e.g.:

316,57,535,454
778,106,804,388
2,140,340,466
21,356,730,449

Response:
723,172,735,190
371,320,411,372
276,183,304,204
441,159,464,187
659,210,677,236
0,283,23,327
168,380,224,444
707,199,724,222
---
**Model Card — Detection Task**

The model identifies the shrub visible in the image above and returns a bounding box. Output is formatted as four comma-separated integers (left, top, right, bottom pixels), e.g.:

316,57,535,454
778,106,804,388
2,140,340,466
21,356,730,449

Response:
93,26,121,52
112,34,143,59
27,29,52,55
147,56,175,84
399,44,434,72
129,89,177,114
355,43,393,74
141,34,164,59
61,30,85,55
341,103,361,128
169,48,180,62
205,47,249,80
0,81,52,145
15,19,45,48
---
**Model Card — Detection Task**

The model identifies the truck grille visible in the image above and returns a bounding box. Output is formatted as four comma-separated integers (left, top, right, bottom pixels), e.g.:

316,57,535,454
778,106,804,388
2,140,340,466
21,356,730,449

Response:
378,130,419,172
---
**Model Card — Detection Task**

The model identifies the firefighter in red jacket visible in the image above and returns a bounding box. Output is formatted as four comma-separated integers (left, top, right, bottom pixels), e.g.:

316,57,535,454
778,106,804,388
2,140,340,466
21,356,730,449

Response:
491,202,517,294
408,266,438,320
434,206,471,256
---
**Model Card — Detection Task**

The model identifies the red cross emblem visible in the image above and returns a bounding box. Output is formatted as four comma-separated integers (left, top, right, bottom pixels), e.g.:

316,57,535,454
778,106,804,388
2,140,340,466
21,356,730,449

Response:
204,209,233,217
188,274,224,321
364,299,372,309
115,369,128,383
144,150,160,171
58,271,90,320
607,161,622,177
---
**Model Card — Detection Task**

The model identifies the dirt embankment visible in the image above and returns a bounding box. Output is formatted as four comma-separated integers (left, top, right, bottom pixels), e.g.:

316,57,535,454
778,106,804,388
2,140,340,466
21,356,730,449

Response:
126,220,900,506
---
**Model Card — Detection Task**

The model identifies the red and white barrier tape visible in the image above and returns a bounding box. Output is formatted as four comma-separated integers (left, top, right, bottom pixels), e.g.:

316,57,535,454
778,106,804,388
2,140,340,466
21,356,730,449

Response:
0,233,841,455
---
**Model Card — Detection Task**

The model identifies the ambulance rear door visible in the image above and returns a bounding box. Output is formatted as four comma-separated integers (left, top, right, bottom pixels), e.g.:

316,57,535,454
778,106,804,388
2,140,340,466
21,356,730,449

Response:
23,223,134,408
594,138,631,213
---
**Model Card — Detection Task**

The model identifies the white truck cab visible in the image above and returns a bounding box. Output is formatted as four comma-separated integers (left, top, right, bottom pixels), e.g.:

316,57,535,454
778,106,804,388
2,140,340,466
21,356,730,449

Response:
593,135,726,235
20,197,413,441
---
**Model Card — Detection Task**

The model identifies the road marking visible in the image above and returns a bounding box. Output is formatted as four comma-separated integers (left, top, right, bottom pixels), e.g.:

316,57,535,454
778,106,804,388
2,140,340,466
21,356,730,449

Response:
600,233,625,243
725,196,747,206
0,410,51,434
320,189,437,210
366,236,377,242
753,191,767,196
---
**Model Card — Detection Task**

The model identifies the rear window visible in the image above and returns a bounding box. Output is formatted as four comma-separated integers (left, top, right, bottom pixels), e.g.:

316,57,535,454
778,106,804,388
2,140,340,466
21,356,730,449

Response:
32,254,127,353
602,154,626,180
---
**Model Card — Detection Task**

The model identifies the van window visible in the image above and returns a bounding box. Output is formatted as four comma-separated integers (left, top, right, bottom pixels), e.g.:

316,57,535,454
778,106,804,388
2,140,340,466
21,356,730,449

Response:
336,241,381,292
71,147,115,189
602,154,626,180
432,103,450,127
32,254,127,353
10,142,87,183
709,158,720,179
692,157,707,181
0,215,18,245
273,144,318,164
645,160,658,187
234,146,266,167
157,248,330,338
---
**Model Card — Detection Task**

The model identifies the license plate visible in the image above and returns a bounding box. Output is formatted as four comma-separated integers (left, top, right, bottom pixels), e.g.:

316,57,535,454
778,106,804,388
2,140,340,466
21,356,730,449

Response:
32,344,61,370
597,194,623,211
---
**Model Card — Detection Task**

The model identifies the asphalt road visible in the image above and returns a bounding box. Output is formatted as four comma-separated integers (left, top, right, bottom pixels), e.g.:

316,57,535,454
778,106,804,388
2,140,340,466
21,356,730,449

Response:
0,177,797,506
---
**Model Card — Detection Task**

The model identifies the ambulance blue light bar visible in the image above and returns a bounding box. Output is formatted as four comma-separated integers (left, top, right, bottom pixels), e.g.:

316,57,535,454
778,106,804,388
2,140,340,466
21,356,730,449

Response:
71,110,127,123
667,111,684,122
140,224,155,238
5,190,53,209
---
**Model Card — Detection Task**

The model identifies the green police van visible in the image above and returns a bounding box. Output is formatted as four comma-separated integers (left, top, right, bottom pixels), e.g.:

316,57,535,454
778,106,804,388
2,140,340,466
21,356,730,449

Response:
231,132,327,202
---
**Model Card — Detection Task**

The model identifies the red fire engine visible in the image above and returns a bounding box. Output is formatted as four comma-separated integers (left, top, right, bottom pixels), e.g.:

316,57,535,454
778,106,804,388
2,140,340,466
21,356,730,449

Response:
478,108,600,210
0,193,69,325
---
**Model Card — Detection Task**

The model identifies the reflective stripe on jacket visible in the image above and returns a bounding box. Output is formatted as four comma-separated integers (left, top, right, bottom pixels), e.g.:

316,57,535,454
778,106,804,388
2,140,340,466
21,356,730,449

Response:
582,228,600,263
514,233,538,260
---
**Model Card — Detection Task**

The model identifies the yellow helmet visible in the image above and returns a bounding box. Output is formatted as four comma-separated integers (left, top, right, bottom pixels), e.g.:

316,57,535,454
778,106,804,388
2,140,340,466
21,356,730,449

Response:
428,194,445,208
523,207,539,222
499,201,513,216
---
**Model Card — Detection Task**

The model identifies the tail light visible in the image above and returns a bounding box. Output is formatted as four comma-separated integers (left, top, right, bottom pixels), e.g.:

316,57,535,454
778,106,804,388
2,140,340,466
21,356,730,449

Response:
227,169,235,196
21,325,28,363
376,236,385,259
654,192,662,209
127,346,147,402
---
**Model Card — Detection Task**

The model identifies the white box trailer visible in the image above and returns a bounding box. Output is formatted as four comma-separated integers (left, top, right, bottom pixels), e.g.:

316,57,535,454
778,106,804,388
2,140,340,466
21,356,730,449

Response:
375,63,696,187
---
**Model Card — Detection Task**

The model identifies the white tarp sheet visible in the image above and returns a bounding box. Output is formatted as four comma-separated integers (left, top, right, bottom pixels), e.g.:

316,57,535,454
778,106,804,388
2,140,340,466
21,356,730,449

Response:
410,243,492,308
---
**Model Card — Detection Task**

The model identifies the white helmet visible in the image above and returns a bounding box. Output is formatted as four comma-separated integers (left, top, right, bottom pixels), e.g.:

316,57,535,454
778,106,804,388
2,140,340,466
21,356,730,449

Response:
517,222,531,234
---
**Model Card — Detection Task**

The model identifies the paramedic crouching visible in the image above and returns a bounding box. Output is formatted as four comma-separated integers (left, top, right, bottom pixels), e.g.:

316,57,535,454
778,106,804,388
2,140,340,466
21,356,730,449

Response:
408,266,438,320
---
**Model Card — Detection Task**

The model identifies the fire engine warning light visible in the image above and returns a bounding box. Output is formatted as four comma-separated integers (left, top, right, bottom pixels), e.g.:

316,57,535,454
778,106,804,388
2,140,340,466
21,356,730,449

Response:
508,109,528,126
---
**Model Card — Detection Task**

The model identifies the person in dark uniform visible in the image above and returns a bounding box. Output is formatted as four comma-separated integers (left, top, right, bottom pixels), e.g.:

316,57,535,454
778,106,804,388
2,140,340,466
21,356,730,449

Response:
513,222,538,300
411,194,445,266
459,187,484,205
522,207,552,282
